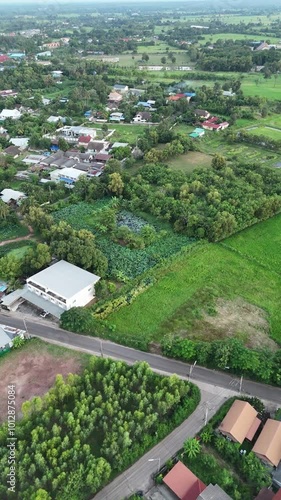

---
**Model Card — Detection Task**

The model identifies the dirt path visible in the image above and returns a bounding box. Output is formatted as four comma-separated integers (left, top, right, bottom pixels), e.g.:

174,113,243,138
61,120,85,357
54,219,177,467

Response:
0,225,34,247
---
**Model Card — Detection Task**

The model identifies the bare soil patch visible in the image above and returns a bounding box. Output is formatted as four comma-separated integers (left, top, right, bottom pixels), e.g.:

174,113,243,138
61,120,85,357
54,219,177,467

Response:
192,297,278,351
0,339,86,423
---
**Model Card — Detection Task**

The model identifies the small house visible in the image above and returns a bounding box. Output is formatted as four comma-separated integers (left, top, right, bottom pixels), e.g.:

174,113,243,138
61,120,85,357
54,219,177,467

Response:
0,109,21,120
0,188,26,205
194,109,210,119
133,111,152,123
109,112,124,122
189,128,205,138
253,419,281,467
108,91,123,104
218,400,260,444
113,84,129,94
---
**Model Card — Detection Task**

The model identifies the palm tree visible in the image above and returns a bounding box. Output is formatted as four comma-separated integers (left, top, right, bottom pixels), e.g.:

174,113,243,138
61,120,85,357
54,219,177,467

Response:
184,438,201,459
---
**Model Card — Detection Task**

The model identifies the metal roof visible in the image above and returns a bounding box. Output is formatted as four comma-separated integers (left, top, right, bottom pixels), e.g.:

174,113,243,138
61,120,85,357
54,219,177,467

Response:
27,260,100,300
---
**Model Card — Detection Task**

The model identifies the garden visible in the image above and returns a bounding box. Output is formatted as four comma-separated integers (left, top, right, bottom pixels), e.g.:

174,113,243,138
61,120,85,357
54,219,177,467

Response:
0,356,200,499
53,201,194,280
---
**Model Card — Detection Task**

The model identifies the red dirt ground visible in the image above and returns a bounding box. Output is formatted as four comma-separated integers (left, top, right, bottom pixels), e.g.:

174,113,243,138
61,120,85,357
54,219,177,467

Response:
0,345,82,423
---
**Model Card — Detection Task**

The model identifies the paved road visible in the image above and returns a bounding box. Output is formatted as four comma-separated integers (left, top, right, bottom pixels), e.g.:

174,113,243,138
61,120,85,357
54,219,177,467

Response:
1,312,281,404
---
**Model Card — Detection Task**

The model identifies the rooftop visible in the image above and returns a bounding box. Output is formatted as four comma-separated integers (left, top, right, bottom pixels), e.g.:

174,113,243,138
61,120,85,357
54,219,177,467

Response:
253,419,281,467
27,260,100,300
197,483,232,500
163,461,206,500
218,399,258,444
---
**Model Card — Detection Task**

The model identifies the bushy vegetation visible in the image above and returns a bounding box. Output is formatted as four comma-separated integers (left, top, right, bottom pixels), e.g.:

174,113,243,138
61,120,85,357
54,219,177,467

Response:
162,337,281,385
0,358,200,499
54,201,194,279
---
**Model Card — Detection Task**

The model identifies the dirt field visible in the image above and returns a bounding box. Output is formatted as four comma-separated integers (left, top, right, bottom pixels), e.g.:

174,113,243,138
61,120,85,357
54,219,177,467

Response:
193,297,278,351
0,339,89,423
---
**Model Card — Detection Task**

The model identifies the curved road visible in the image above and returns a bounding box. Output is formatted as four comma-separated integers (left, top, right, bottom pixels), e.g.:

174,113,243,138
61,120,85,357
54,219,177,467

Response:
1,312,281,405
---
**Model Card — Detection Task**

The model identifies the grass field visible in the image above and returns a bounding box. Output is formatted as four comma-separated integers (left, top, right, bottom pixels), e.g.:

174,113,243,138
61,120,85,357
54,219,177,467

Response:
107,242,281,346
201,33,281,44
224,214,281,275
110,123,148,143
200,134,281,168
246,126,281,141
0,240,35,258
167,151,213,172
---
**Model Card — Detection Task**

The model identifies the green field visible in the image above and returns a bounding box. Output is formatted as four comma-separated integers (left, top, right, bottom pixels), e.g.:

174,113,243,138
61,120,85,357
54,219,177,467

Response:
167,151,213,172
107,241,281,345
201,33,281,44
0,224,29,243
246,125,281,140
200,133,281,168
224,214,281,274
0,240,35,258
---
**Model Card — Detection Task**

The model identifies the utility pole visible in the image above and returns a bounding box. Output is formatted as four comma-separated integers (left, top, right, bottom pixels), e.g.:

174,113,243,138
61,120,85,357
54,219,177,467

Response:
239,375,243,394
188,360,197,381
204,403,209,426
23,317,30,340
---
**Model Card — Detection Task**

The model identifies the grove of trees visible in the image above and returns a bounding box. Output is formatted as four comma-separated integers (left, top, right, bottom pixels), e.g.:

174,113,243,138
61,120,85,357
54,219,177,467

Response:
0,357,200,499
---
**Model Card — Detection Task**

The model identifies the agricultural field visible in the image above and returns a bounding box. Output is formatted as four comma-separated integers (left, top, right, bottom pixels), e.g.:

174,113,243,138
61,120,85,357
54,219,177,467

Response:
107,242,281,347
53,201,194,279
166,151,213,172
0,338,89,423
201,33,281,44
200,133,281,168
224,213,281,275
0,223,29,243
246,125,281,141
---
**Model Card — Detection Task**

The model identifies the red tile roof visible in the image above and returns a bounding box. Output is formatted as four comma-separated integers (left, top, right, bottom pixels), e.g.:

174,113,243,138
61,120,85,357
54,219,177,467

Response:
0,55,10,63
163,461,206,500
79,135,91,143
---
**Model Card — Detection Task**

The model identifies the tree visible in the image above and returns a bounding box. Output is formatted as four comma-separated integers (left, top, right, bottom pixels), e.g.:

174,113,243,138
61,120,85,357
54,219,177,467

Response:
22,243,52,276
108,173,124,196
161,56,167,64
141,53,149,62
184,438,201,459
0,200,9,220
211,154,227,171
58,138,70,152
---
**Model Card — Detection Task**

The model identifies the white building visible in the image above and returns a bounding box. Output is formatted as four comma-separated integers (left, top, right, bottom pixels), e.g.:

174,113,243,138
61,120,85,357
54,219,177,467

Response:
50,167,86,185
0,325,25,351
0,109,21,120
10,137,29,149
55,126,97,144
26,260,100,315
0,188,26,204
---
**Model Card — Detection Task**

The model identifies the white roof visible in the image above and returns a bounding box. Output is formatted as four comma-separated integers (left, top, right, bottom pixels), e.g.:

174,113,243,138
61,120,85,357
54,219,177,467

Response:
0,109,21,119
10,137,29,148
0,326,12,349
111,142,129,148
47,115,63,123
59,167,86,179
1,188,25,203
27,260,100,299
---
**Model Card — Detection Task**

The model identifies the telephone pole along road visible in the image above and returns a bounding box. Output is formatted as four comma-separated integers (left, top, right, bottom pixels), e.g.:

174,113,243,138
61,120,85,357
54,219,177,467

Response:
0,312,280,405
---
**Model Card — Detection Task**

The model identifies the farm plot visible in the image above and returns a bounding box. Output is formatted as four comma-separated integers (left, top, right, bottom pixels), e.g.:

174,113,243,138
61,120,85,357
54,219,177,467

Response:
53,202,194,279
246,126,281,141
223,213,281,275
107,242,281,345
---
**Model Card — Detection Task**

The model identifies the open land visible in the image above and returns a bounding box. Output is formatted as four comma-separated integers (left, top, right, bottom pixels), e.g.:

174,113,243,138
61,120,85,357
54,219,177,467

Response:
107,239,281,347
0,338,89,423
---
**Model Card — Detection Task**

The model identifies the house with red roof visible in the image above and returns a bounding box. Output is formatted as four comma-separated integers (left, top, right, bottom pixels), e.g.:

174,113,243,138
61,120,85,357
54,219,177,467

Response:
163,461,206,500
202,116,229,131
0,55,10,63
78,135,92,147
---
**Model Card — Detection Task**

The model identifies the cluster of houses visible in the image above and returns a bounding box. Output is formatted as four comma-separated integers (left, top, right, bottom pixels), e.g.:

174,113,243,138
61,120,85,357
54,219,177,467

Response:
103,84,156,123
162,399,281,500
193,109,229,132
